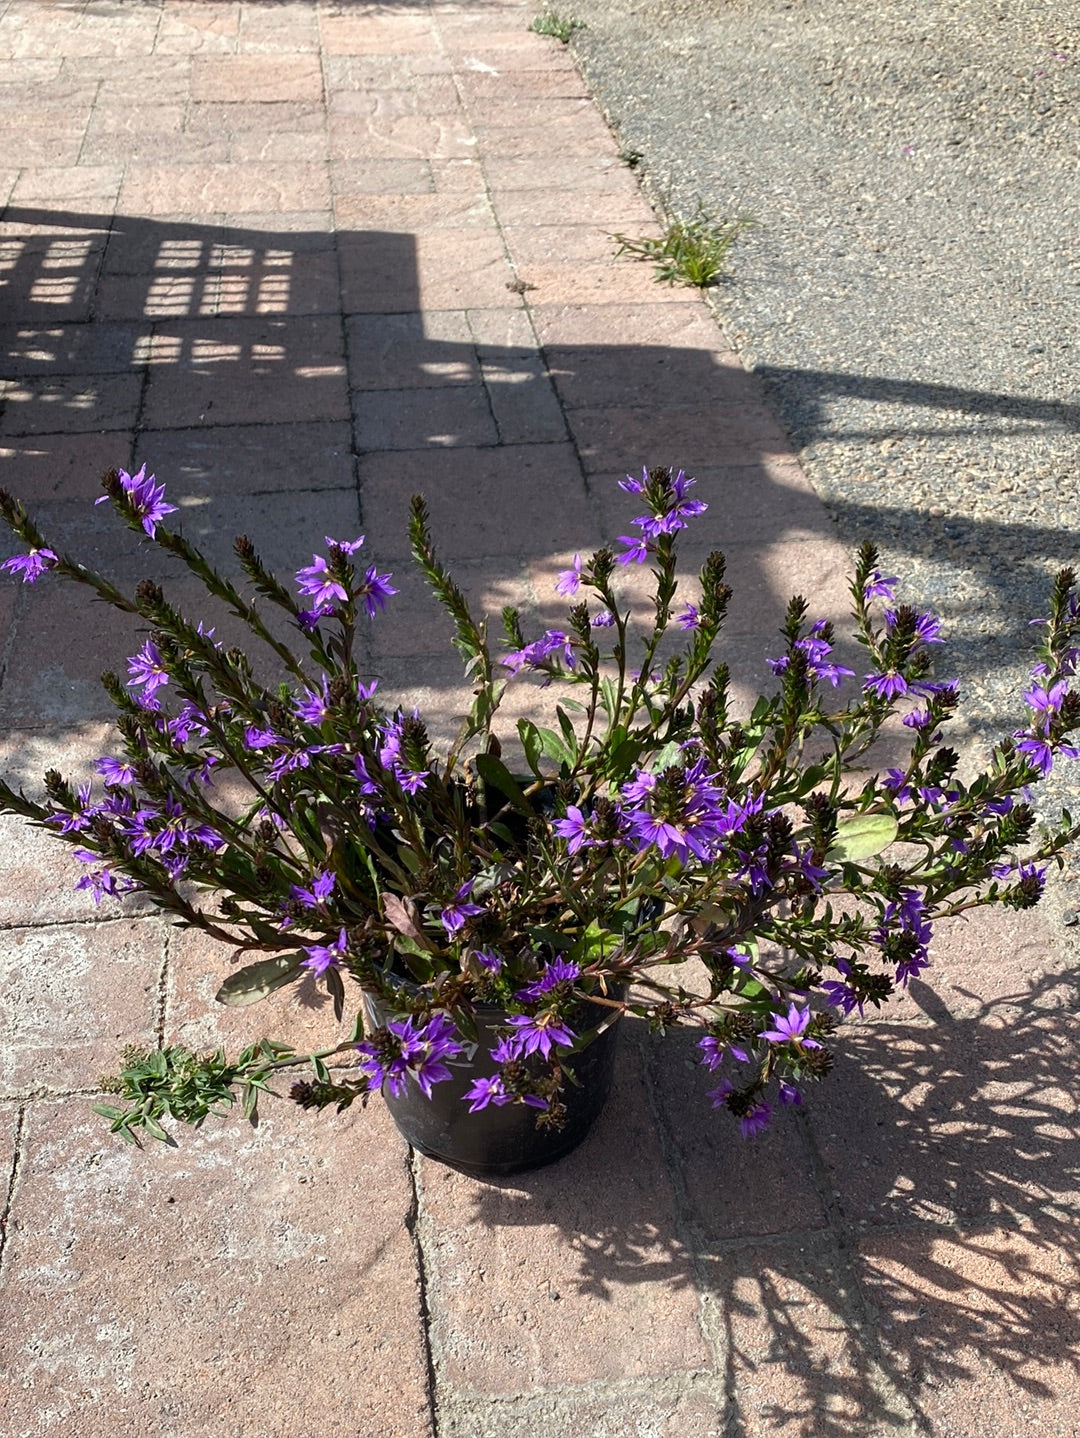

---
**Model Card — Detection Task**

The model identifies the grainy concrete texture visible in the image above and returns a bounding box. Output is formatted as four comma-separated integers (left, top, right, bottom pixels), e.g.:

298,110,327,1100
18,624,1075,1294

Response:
0,3,1077,1437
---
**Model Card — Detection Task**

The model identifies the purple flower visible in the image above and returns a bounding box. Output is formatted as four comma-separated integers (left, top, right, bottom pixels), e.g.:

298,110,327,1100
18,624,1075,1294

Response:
72,849,126,905
489,1035,518,1066
440,879,484,936
126,639,170,701
463,1075,511,1112
738,1100,774,1138
296,537,369,611
884,608,943,646
398,1013,463,1098
902,708,937,732
653,470,708,533
473,948,503,974
882,767,913,803
767,622,854,688
244,725,284,751
875,888,933,986
992,859,1048,901
1,546,57,583
293,675,333,724
555,554,583,597
302,927,349,976
591,609,615,628
378,712,429,794
913,612,944,645
95,755,137,787
295,553,347,609
864,670,910,702
358,1013,463,1100
615,535,649,565
169,702,210,744
618,469,647,494
552,804,594,854
97,465,177,537
821,960,864,1017
501,630,576,674
622,754,732,865
697,1034,751,1070
863,570,898,601
759,1003,822,1048
706,1079,734,1108
291,871,335,909
356,564,397,619
297,604,334,633
516,957,580,1003
676,604,701,630
267,747,312,783
503,1012,576,1060
47,781,95,834
778,1081,803,1107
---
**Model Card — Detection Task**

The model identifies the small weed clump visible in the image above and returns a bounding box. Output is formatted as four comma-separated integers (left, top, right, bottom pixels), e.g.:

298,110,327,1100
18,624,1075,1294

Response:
614,204,753,288
529,12,583,43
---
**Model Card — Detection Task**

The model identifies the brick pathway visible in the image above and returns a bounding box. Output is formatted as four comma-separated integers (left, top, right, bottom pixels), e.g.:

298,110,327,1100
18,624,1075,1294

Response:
0,3,1076,1436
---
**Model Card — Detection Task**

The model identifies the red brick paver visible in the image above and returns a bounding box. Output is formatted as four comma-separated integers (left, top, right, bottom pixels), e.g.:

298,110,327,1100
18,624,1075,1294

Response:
0,3,1075,1436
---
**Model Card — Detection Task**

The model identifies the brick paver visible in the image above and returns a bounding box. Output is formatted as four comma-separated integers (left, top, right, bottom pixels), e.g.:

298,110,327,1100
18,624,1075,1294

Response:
0,3,1075,1436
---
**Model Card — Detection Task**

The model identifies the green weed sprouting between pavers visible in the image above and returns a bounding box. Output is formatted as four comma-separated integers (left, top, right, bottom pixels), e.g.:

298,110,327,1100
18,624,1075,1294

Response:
529,12,584,43
614,204,754,288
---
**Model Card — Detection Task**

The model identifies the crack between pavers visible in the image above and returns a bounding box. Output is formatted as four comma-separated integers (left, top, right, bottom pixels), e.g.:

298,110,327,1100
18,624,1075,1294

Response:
430,6,597,506
636,1024,743,1437
796,1104,931,1436
155,918,172,1047
406,1144,442,1438
0,910,161,934
0,1101,26,1279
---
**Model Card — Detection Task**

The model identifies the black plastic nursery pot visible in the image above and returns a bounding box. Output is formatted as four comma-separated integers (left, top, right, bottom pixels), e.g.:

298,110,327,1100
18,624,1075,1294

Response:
365,995,623,1178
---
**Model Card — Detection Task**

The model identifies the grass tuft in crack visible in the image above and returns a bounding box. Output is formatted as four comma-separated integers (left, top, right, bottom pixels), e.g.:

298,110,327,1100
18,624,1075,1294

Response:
614,203,754,288
529,12,583,42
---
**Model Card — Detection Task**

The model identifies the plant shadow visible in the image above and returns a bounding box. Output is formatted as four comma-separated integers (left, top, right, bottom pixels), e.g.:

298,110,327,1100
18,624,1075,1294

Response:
453,973,1080,1432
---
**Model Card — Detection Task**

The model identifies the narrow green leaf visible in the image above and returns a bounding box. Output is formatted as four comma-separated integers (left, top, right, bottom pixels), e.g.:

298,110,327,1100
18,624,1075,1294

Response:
215,953,305,1007
142,1115,172,1144
556,705,579,758
826,813,899,862
474,752,533,816
534,725,574,770
517,718,546,778
325,964,346,1023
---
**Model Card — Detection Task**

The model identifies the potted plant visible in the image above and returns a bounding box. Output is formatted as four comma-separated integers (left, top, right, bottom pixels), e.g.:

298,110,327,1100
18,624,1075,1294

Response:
1,464,1077,1174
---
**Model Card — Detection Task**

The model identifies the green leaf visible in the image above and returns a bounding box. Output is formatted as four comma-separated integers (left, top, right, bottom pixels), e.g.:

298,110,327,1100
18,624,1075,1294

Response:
487,820,519,847
142,1115,173,1144
650,739,683,772
325,964,346,1023
568,920,620,963
517,718,546,778
606,735,646,780
474,752,533,816
826,813,899,863
534,725,574,770
794,764,828,798
91,1103,126,1121
556,705,579,758
215,953,305,1007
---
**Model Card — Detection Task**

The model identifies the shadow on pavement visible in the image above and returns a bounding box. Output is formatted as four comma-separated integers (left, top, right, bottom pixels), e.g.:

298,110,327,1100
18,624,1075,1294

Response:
458,974,1079,1434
